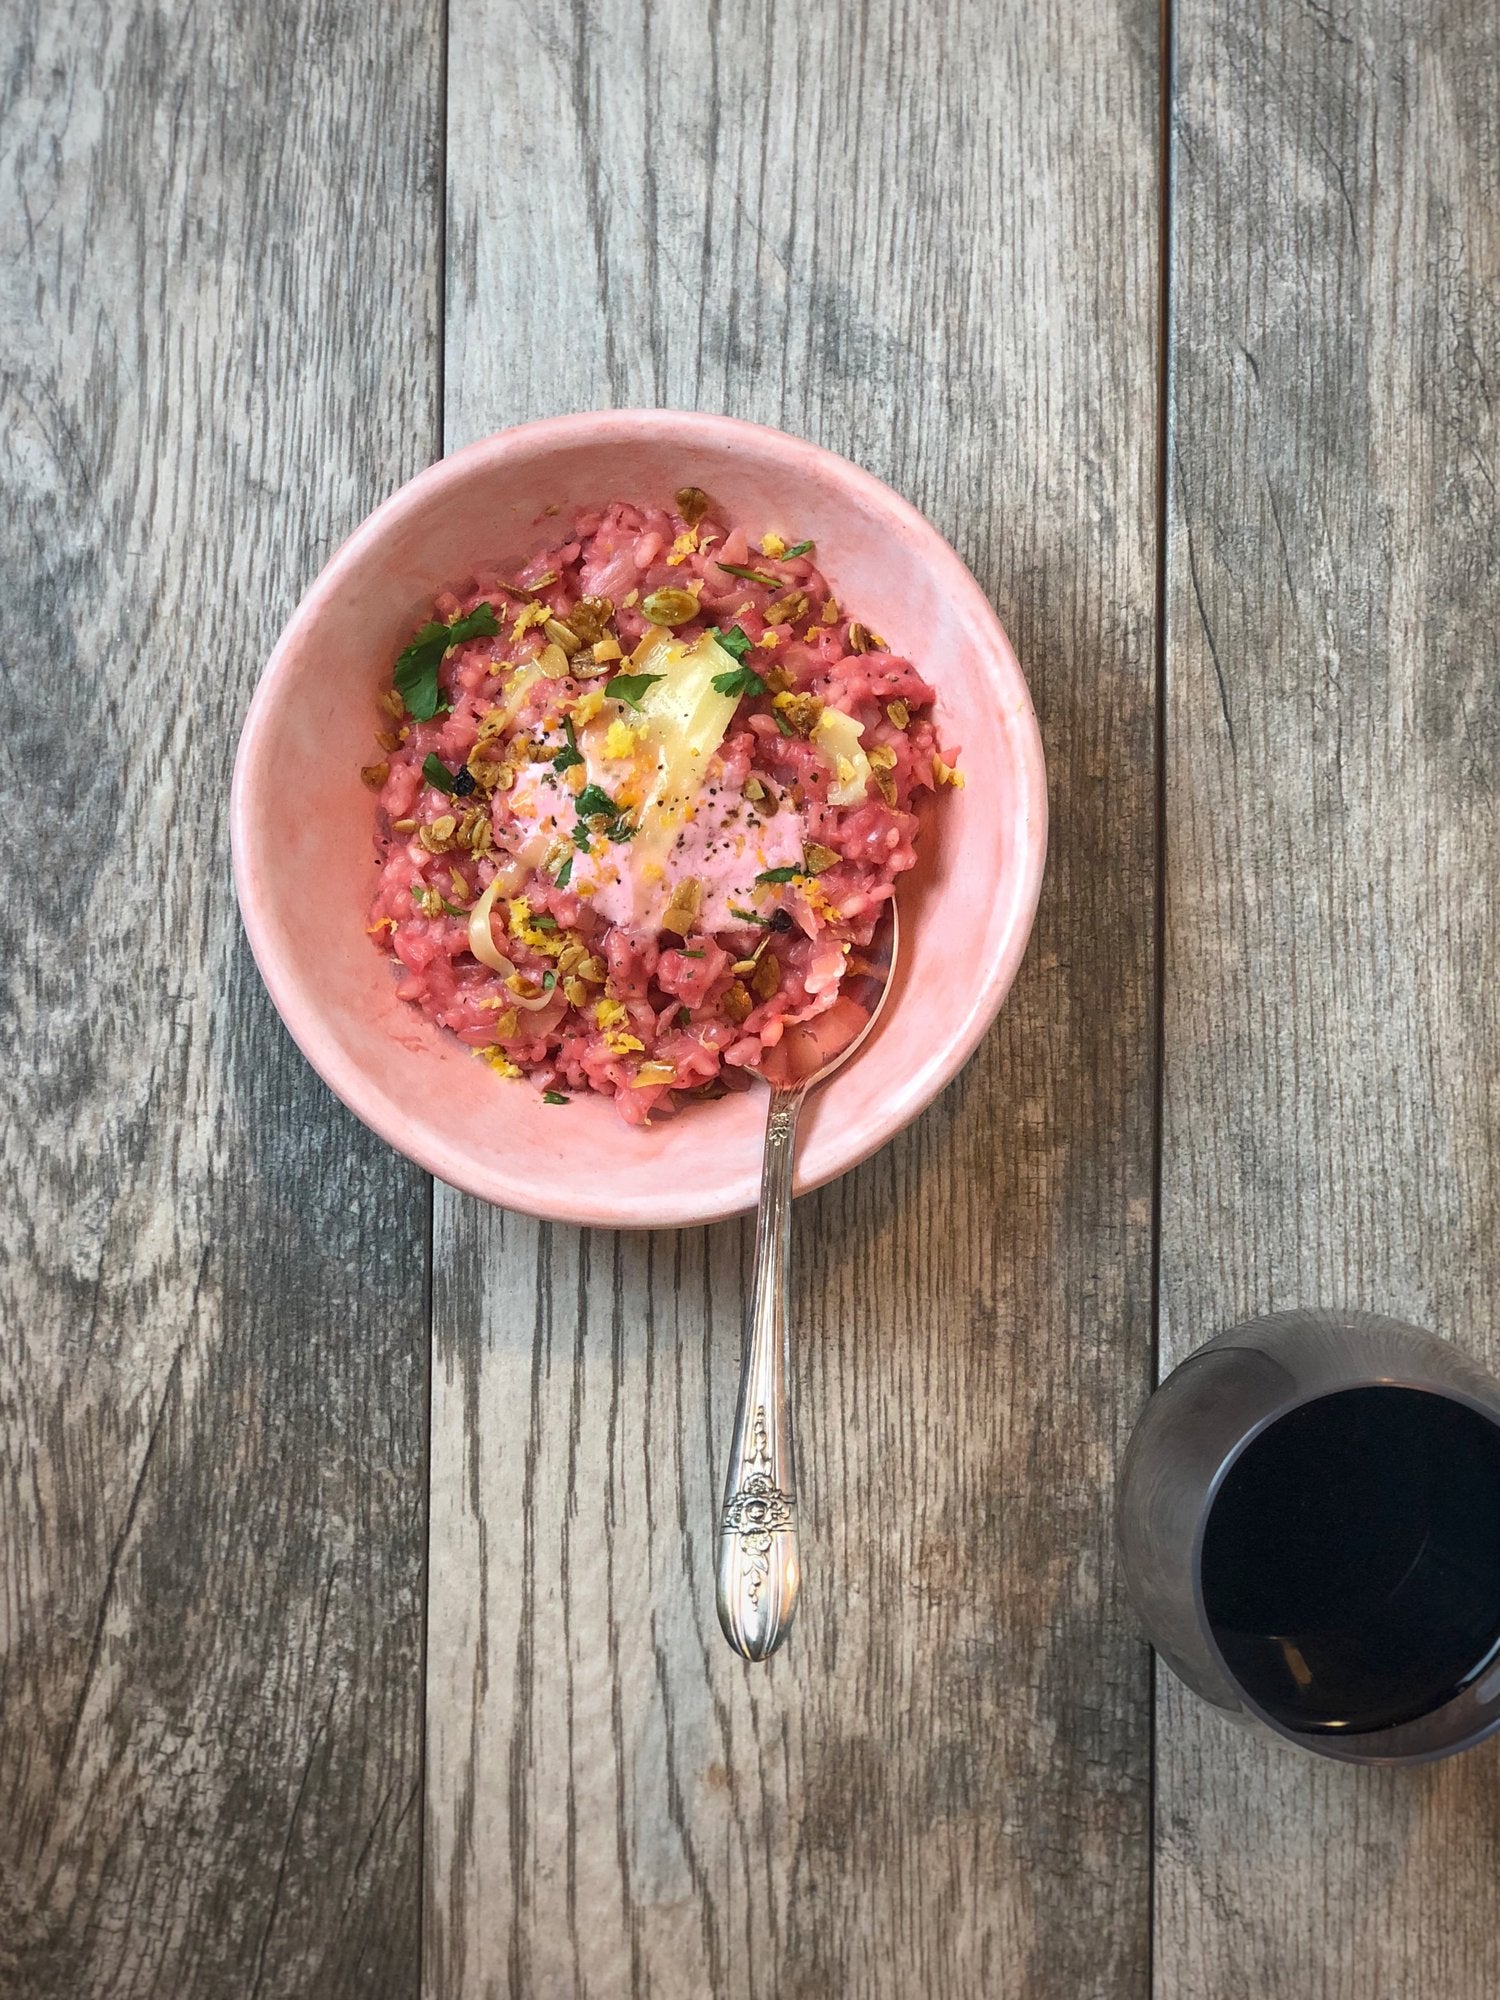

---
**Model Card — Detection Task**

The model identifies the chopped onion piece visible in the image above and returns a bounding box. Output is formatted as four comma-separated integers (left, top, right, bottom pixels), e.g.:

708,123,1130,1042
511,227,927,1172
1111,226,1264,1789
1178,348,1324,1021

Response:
467,877,516,976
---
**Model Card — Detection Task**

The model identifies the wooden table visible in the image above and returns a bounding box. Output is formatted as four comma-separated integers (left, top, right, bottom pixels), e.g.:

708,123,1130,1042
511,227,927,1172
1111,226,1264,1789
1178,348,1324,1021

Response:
6,0,1498,1993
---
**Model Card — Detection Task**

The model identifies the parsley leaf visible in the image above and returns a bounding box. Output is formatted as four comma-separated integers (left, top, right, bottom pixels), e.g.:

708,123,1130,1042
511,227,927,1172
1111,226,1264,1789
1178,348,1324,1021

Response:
572,777,637,843
755,865,799,885
574,783,620,821
715,561,782,587
393,602,500,719
552,717,583,772
783,540,814,558
603,671,665,709
422,754,457,793
448,602,503,646
531,914,558,931
554,853,574,888
542,1090,569,1105
729,906,774,927
541,971,557,990
708,624,753,662
711,663,768,699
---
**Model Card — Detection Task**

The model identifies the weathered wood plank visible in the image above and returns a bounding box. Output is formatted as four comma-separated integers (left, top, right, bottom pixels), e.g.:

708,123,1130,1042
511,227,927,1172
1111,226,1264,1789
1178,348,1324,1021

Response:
0,3,440,1992
429,1,1160,1993
1160,0,1500,1992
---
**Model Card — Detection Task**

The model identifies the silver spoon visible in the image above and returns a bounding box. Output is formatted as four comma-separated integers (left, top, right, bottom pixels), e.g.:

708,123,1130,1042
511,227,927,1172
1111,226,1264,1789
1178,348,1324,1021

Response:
715,903,900,1660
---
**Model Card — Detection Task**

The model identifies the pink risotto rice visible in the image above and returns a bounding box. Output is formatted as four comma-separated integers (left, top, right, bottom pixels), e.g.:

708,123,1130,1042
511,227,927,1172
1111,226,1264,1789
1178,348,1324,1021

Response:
362,491,960,1124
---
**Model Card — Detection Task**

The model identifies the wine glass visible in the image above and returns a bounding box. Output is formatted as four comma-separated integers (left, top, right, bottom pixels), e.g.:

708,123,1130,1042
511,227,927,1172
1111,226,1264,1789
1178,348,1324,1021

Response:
1117,1309,1500,1764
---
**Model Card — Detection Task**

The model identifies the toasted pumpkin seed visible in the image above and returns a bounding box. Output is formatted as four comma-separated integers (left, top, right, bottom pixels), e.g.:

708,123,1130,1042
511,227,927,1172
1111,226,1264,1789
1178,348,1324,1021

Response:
563,596,612,644
640,587,700,627
675,486,710,527
419,816,458,853
457,808,492,851
772,690,823,737
803,842,840,874
544,618,582,655
765,591,808,625
660,876,703,937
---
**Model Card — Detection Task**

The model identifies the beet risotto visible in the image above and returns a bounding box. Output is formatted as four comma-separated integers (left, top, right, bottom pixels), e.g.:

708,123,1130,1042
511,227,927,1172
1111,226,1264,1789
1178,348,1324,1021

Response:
362,489,961,1124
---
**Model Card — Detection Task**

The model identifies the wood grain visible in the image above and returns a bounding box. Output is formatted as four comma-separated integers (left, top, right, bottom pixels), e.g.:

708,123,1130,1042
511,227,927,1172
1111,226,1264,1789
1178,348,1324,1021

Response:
0,2,440,1992
429,1,1161,1994
1159,0,1500,1992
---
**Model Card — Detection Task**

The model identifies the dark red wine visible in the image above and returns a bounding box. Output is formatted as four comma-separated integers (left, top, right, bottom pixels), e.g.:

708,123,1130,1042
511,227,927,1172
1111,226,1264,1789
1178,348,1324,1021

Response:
1200,1386,1500,1733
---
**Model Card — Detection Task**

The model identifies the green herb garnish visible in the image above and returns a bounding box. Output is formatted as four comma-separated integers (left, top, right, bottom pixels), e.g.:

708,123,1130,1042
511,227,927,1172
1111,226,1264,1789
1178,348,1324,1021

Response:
680,947,705,958
574,783,620,820
571,787,635,842
729,906,774,927
783,540,814,558
531,914,558,931
771,709,794,736
541,971,557,990
716,561,782,587
603,671,665,710
542,1090,569,1105
554,853,574,888
393,602,500,720
711,663,768,699
422,754,456,793
572,823,594,852
678,1007,692,1027
437,896,468,917
552,717,583,773
708,624,753,662
755,865,799,885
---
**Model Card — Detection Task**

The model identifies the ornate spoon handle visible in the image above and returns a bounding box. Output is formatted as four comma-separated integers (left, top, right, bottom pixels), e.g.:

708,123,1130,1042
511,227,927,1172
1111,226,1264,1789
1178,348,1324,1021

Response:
716,1084,805,1660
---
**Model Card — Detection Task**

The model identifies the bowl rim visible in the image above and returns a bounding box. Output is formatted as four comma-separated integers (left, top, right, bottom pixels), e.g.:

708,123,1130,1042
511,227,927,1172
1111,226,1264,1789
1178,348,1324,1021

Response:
231,408,1048,1227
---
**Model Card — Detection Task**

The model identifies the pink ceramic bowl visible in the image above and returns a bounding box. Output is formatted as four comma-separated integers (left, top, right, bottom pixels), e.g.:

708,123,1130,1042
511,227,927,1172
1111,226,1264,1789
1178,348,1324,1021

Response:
231,411,1046,1228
